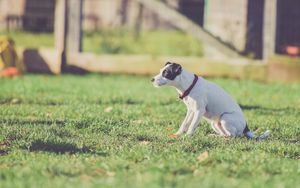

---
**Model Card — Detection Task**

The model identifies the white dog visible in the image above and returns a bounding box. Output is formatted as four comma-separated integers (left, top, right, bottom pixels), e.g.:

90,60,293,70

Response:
152,62,270,139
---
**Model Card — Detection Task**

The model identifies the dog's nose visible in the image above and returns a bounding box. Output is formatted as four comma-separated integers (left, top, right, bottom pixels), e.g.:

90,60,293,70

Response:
151,78,155,82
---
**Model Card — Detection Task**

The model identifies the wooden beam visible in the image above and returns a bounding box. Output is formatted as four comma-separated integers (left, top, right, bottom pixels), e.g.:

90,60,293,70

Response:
67,53,266,80
66,0,83,53
135,0,240,58
54,0,67,68
134,3,144,40
120,0,129,26
263,0,277,60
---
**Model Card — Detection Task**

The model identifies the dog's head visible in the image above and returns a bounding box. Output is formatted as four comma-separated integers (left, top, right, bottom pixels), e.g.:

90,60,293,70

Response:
151,62,182,87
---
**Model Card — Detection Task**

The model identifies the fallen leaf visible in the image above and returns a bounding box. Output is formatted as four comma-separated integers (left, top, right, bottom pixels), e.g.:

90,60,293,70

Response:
104,106,113,113
95,168,115,177
106,171,115,177
254,128,261,133
133,119,143,124
80,174,92,182
0,140,10,147
46,112,52,117
11,98,21,104
166,127,173,131
193,169,204,176
168,134,179,139
197,151,209,162
106,172,116,177
140,141,150,145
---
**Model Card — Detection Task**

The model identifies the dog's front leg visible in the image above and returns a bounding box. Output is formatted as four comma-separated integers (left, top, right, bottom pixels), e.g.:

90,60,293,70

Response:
175,109,193,136
186,109,205,136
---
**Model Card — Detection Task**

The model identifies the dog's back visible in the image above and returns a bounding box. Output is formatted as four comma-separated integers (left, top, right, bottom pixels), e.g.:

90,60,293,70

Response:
196,78,244,118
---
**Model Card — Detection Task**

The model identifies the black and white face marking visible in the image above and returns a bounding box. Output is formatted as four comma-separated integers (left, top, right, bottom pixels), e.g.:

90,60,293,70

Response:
151,62,182,87
162,62,182,80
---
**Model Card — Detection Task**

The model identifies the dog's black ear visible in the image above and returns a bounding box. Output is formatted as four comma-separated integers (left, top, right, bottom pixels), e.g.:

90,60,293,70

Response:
165,62,172,66
174,63,182,75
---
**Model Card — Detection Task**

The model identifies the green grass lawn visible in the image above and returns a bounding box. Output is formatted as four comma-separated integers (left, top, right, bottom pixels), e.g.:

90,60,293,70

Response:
0,74,299,188
0,30,203,56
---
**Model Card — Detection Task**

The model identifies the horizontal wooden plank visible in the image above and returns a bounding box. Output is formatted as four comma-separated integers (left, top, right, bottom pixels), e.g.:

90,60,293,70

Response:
15,47,268,81
67,52,266,80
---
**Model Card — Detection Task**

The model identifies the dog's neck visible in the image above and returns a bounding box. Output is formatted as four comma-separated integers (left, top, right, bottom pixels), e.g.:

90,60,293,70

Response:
171,69,196,94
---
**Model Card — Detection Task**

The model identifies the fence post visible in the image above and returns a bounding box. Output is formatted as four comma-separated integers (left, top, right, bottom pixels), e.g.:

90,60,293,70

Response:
263,0,277,60
54,0,67,68
134,3,144,40
66,0,83,53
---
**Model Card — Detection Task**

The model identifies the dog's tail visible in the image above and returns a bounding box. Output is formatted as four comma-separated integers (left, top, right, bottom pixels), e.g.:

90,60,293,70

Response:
244,124,270,141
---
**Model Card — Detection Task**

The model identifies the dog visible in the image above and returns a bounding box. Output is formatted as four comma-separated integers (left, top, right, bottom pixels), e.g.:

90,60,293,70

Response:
151,62,270,140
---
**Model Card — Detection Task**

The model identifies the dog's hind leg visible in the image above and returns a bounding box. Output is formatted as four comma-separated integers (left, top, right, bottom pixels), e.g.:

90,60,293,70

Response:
219,113,242,136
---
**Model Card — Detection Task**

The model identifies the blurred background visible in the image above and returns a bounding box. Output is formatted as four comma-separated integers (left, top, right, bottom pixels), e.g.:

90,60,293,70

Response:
0,0,299,82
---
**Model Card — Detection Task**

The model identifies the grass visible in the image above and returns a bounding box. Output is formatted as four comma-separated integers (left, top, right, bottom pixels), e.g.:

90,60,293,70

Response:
0,74,299,188
0,29,203,56
270,55,300,64
0,31,54,49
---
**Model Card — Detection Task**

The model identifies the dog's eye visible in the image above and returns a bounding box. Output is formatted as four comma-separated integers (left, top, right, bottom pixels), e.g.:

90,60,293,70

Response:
163,70,169,77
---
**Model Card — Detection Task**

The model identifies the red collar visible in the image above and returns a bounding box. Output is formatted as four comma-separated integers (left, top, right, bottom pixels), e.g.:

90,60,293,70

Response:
179,74,198,100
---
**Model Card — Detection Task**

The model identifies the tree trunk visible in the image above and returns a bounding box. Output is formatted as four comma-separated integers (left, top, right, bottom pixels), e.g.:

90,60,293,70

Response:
134,3,144,40
120,0,129,26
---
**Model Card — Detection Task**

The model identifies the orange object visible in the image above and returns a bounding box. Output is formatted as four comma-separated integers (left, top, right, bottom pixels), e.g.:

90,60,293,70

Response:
197,151,209,162
168,134,179,139
0,67,21,77
286,46,299,56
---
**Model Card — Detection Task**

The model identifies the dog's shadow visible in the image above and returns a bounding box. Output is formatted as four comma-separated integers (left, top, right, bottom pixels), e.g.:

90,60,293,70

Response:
25,139,108,156
239,104,300,115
